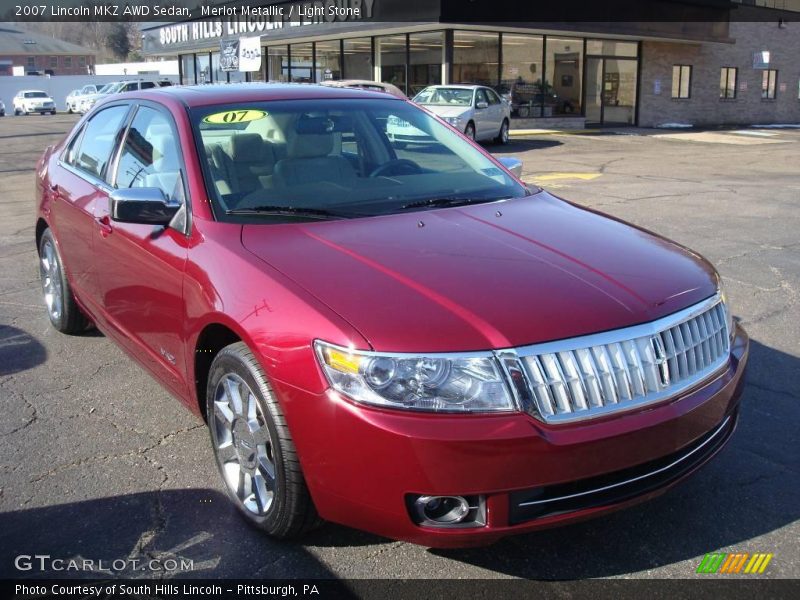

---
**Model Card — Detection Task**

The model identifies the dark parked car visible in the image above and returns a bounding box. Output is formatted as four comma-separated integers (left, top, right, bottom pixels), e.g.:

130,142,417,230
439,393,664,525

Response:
35,84,748,547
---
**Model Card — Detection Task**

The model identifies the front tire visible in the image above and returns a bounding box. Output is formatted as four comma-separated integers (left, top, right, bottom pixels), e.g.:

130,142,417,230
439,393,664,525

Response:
206,342,321,538
464,122,476,141
38,228,88,334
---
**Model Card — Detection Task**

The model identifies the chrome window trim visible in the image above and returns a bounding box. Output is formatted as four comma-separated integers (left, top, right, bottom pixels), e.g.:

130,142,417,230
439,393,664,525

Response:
516,415,731,507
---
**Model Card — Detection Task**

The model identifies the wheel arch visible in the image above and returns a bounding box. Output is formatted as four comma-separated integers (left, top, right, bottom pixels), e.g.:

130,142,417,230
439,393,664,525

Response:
193,321,244,422
35,218,49,250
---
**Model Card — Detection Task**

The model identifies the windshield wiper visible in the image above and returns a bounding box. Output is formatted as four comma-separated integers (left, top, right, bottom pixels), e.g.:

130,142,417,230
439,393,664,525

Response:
225,205,358,220
399,197,499,211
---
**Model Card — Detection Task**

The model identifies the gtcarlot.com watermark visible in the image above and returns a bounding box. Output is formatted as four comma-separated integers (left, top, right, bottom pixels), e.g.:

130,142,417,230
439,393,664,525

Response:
14,554,193,573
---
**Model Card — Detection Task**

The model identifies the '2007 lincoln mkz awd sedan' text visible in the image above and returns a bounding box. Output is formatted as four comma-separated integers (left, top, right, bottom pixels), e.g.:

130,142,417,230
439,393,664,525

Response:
35,84,748,547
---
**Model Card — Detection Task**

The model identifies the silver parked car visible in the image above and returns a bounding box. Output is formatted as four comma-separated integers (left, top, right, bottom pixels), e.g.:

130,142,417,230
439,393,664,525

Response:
66,84,100,113
404,84,511,144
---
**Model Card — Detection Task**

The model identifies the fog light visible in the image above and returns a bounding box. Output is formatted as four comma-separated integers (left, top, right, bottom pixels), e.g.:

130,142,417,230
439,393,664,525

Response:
408,494,485,528
417,495,469,524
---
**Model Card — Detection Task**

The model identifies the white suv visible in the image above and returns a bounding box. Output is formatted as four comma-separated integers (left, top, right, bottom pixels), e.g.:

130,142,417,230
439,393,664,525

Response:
13,90,56,115
78,80,172,113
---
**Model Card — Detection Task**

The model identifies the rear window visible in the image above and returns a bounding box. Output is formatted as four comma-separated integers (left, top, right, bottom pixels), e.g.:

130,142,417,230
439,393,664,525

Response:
24,91,48,98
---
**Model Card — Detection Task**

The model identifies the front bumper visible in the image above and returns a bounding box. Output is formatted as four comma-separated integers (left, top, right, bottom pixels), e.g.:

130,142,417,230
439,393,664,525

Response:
276,324,748,547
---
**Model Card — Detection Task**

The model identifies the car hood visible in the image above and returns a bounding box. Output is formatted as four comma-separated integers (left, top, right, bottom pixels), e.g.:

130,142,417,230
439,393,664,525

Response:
241,192,718,353
422,105,472,119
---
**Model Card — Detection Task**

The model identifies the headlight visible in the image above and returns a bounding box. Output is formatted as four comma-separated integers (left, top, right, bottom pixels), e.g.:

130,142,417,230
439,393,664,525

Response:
314,341,515,413
443,116,463,126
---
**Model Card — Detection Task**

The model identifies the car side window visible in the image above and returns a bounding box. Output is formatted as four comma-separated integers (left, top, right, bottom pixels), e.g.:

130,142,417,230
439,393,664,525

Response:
140,82,156,89
72,105,129,181
486,89,501,105
476,89,489,106
114,106,184,202
63,125,86,166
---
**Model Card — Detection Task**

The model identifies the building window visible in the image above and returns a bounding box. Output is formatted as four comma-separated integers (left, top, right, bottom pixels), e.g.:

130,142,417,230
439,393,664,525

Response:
50,56,58,68
671,65,692,99
27,56,35,68
376,35,408,95
211,51,223,83
343,37,372,80
64,56,72,68
502,33,544,119
408,31,443,96
545,37,583,116
180,54,194,85
761,69,778,99
316,40,342,82
267,46,288,82
452,31,499,89
196,53,210,84
720,67,737,99
79,56,86,67
290,43,314,83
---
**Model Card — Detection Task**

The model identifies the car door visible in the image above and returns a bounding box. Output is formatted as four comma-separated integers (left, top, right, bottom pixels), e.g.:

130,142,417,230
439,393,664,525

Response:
473,89,492,140
485,88,505,135
93,102,191,398
49,104,132,315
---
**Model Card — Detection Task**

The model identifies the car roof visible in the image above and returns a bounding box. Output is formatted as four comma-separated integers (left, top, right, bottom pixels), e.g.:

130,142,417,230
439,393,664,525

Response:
422,84,483,90
130,83,402,108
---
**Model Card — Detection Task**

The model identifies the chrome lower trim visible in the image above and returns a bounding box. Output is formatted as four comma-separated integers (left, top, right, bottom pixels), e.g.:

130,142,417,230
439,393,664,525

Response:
517,415,731,508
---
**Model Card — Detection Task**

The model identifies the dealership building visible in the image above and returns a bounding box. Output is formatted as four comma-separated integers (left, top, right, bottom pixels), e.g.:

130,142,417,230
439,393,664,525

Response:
142,0,800,128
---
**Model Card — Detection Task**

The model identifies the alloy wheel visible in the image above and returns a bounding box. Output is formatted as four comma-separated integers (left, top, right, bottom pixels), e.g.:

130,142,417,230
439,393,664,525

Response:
211,373,277,515
501,121,509,144
39,239,63,322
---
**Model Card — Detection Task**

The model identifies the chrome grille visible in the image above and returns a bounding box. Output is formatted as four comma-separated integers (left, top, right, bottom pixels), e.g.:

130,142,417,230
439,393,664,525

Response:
512,296,730,423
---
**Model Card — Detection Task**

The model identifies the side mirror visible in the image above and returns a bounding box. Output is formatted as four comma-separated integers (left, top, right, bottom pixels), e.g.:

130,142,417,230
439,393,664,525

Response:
498,157,523,178
110,187,179,226
476,100,489,109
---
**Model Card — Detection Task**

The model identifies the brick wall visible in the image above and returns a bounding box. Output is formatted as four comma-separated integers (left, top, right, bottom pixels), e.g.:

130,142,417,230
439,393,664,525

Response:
0,55,94,76
638,21,800,127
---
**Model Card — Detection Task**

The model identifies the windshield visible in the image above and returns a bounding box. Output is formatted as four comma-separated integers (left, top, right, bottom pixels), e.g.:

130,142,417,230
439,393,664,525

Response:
413,87,474,106
190,98,527,222
24,91,48,98
81,85,96,94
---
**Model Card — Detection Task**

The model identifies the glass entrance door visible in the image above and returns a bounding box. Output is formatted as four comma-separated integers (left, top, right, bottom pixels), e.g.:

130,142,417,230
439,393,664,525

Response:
584,57,638,126
585,57,603,126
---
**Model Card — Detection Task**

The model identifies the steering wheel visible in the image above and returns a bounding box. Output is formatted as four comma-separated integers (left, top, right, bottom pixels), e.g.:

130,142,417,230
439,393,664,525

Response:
369,159,423,178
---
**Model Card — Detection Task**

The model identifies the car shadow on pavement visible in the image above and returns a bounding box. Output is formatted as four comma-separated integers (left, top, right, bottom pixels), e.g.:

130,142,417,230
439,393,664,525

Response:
492,139,563,154
0,325,47,376
0,489,340,579
428,339,798,579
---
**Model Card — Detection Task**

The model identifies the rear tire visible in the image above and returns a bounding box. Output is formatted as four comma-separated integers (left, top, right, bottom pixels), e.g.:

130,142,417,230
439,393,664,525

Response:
38,228,89,334
206,342,322,538
495,119,510,145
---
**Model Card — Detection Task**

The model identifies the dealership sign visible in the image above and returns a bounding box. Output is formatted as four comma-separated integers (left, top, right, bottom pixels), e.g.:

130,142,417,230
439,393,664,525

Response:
239,37,263,71
158,0,375,47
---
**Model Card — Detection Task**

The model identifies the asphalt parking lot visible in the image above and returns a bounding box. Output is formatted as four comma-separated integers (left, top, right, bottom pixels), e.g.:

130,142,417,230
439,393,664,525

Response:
0,113,798,580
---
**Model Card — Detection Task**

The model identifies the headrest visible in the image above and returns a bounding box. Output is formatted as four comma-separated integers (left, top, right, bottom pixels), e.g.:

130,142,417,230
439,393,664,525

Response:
287,131,333,159
230,133,267,162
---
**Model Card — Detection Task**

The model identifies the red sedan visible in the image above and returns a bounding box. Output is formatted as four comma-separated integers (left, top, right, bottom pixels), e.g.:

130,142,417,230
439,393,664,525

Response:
35,84,748,547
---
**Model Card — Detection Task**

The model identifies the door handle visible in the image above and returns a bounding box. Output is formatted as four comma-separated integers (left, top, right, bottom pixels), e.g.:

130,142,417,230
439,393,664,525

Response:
50,183,59,192
95,215,113,238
